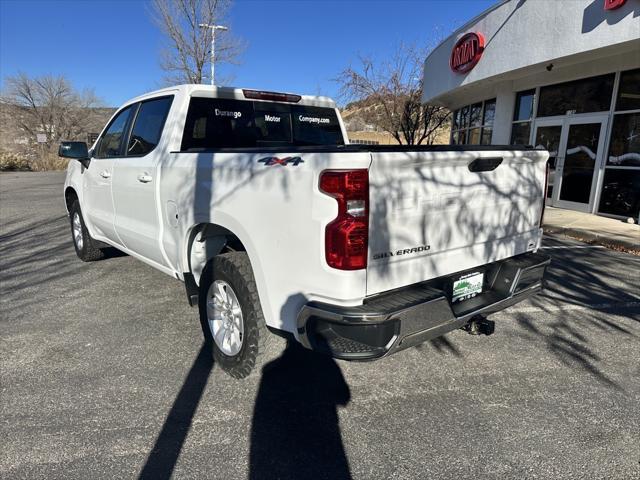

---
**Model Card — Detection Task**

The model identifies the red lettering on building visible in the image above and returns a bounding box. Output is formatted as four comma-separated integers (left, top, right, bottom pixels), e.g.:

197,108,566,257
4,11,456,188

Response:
604,0,626,10
450,32,485,74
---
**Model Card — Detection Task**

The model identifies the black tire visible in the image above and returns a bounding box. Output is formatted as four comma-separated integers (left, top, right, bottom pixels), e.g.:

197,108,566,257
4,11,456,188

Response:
69,200,104,262
198,252,283,379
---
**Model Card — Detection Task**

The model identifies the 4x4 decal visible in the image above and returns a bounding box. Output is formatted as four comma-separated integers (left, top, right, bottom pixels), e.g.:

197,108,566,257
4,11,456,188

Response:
258,156,304,166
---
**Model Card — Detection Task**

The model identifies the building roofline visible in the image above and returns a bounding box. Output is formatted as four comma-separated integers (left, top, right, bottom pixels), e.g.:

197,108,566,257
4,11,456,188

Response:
423,0,509,66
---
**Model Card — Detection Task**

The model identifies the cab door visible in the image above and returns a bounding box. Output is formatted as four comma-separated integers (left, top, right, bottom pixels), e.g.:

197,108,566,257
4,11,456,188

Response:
82,105,136,245
111,96,174,267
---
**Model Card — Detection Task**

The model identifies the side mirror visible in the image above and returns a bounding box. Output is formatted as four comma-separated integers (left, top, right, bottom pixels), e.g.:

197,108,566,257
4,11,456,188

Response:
59,141,90,168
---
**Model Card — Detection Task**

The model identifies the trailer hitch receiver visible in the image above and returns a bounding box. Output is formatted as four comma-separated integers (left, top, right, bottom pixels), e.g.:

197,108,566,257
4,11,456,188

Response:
462,315,495,336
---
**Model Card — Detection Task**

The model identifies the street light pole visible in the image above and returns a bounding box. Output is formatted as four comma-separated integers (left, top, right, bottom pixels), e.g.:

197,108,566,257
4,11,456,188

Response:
199,23,228,86
210,27,215,86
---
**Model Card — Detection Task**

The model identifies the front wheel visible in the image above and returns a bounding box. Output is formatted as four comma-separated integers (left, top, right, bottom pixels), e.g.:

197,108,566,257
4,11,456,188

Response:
69,200,104,262
198,252,282,379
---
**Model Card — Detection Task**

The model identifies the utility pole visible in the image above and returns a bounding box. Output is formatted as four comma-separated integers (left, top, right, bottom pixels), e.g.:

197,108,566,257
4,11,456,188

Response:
199,23,228,85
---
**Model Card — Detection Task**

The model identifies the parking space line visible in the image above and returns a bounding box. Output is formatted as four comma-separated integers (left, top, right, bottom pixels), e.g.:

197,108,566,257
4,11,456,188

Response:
500,301,640,314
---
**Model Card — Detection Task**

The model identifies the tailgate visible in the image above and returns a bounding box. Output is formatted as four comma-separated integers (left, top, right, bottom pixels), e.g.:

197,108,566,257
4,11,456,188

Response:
366,149,548,296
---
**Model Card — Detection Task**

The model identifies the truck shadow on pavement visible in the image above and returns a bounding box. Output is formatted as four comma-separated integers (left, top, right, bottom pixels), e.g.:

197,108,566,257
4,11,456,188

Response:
138,341,352,480
249,341,352,480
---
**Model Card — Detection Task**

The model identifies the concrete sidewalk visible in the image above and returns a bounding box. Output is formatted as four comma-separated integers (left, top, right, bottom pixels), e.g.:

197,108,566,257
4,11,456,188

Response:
543,207,639,251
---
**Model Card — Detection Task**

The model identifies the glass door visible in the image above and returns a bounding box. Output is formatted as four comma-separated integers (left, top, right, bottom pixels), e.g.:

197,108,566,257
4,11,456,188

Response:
533,114,608,213
533,120,562,204
555,116,608,212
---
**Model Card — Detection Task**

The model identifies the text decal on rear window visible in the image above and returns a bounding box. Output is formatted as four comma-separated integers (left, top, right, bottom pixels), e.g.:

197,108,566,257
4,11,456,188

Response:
298,115,330,124
214,108,242,119
180,97,344,151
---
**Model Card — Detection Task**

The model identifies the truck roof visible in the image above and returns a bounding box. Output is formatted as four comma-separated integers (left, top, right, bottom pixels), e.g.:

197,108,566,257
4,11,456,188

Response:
126,84,337,109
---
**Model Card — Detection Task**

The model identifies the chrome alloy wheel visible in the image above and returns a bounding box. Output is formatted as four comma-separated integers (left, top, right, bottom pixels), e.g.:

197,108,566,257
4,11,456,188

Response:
72,212,84,250
207,280,244,356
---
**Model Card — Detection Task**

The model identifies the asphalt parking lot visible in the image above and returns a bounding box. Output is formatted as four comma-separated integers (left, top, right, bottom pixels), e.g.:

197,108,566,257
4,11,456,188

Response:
1,171,639,480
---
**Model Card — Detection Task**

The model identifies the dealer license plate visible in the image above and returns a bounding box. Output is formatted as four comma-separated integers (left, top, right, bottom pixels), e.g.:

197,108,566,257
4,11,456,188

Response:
452,272,484,303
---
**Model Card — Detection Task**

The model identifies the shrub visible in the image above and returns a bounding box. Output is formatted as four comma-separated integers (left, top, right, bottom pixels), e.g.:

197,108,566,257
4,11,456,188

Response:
30,153,69,172
0,152,31,171
0,151,70,171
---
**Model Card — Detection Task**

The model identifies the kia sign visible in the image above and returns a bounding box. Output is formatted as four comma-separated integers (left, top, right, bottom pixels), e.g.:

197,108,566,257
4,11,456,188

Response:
450,32,485,74
604,0,626,10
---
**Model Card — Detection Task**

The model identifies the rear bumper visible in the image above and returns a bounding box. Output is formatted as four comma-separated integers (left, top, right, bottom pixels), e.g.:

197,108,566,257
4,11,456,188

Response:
296,251,550,360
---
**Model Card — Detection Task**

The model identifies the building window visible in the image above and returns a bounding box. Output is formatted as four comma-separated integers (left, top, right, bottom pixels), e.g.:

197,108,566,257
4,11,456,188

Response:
615,68,640,112
513,90,534,122
607,113,640,167
510,123,531,145
597,69,640,219
481,99,495,144
510,89,535,145
598,169,640,218
537,73,615,117
451,98,496,145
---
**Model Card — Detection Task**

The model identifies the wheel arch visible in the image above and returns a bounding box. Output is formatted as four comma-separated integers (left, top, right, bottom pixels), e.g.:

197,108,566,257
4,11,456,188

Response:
64,186,78,213
182,220,272,327
185,222,248,286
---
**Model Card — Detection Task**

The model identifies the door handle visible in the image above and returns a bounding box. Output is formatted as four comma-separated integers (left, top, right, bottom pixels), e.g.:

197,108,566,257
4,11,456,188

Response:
137,173,153,183
100,170,111,179
468,157,503,172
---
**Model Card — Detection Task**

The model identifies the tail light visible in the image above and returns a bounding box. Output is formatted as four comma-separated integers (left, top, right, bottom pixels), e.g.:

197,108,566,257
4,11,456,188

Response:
319,170,369,270
540,160,550,227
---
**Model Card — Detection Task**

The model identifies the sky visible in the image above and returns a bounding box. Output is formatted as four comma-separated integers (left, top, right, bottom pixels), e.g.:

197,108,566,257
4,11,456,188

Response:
0,0,495,107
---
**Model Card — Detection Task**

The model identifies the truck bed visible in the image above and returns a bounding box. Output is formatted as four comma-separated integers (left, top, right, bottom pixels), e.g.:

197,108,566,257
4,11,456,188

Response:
176,144,539,154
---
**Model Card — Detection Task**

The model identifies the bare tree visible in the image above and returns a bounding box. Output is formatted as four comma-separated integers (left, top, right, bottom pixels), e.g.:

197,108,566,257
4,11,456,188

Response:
2,72,104,152
151,0,244,85
337,43,450,145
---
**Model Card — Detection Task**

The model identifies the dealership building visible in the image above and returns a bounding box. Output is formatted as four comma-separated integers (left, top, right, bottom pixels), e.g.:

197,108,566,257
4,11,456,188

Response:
422,0,640,220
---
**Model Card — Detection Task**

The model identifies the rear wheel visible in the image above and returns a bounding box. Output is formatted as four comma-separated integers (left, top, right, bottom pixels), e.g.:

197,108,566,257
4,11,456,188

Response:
209,279,245,357
198,252,282,379
69,200,104,262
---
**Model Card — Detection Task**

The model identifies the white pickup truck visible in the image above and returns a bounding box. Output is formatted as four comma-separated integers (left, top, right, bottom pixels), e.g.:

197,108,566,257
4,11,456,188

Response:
60,85,550,378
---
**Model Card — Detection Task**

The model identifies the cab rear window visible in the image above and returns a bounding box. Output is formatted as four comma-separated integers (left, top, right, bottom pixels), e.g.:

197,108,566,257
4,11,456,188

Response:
180,97,344,151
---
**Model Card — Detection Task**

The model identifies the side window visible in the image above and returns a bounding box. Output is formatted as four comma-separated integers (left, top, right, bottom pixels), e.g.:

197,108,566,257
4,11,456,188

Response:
126,96,174,156
95,105,135,158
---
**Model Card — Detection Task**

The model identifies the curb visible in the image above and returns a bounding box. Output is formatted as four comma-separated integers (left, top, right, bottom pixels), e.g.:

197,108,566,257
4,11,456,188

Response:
543,226,639,252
